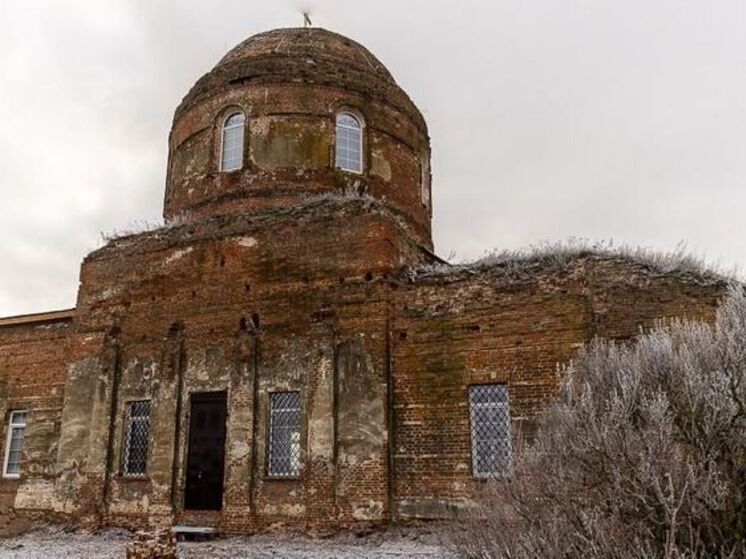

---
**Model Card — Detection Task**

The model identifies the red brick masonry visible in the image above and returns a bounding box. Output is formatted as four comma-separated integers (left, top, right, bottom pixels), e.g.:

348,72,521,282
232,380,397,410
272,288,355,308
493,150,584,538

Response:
0,27,728,533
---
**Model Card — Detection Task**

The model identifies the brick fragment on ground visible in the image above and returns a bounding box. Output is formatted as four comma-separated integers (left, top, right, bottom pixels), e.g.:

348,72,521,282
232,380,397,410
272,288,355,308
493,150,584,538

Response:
124,529,177,559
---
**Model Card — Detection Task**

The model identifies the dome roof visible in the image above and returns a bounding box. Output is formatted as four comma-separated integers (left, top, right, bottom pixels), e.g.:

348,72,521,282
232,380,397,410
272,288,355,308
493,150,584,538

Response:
217,27,396,83
174,27,425,130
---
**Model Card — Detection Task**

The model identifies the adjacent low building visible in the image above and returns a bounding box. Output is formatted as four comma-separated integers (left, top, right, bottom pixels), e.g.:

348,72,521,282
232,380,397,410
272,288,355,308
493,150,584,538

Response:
0,27,727,533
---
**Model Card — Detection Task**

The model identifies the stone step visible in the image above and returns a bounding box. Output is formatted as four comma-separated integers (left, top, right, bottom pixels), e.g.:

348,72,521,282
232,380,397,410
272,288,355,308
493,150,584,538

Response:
172,525,217,535
171,525,218,542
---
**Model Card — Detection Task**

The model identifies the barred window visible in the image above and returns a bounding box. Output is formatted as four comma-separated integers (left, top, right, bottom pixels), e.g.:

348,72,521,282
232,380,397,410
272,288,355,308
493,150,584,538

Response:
3,411,27,478
220,111,245,172
268,392,301,477
123,401,151,477
469,384,512,477
335,112,363,173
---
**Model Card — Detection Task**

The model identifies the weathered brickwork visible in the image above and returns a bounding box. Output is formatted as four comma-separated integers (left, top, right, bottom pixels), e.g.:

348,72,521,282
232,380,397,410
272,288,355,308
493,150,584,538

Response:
391,258,724,518
166,28,432,249
0,27,731,535
0,312,73,533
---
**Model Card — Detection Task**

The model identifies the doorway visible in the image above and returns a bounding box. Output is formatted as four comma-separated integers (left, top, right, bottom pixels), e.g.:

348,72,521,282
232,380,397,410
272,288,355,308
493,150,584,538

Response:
184,391,227,511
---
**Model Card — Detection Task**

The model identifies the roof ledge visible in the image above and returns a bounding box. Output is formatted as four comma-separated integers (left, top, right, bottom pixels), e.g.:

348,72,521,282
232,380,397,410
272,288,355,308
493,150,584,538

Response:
0,308,76,328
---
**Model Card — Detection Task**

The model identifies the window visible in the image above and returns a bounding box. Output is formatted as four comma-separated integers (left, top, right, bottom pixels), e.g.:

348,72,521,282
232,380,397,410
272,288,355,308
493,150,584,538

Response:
469,384,512,477
123,400,151,477
421,153,431,207
220,111,245,172
335,112,363,173
3,411,26,478
268,392,301,477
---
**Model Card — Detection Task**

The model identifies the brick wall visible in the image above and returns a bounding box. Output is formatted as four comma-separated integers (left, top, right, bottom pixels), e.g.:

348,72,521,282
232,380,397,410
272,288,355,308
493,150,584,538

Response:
391,256,725,518
0,222,729,533
0,26,732,536
10,201,425,532
0,316,72,530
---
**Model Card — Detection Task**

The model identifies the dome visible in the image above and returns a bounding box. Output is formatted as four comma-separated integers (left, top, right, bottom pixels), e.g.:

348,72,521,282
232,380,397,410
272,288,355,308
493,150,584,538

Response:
175,28,424,130
166,27,432,249
219,28,395,83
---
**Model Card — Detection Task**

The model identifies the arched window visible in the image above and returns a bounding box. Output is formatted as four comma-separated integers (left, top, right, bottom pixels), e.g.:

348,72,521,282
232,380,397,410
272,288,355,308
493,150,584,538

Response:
220,111,246,172
335,112,363,173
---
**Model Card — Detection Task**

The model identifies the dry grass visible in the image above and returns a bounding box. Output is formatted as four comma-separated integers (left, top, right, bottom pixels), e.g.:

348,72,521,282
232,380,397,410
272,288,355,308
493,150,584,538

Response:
418,239,734,285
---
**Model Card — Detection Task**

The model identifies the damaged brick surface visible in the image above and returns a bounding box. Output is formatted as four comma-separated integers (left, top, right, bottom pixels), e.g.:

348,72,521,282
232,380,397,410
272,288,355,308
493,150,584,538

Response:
0,26,732,535
165,28,432,249
125,529,177,559
391,255,725,518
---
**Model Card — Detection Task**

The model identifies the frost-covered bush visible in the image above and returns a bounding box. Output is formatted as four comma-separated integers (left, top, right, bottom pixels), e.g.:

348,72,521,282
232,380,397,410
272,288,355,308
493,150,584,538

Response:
449,285,746,558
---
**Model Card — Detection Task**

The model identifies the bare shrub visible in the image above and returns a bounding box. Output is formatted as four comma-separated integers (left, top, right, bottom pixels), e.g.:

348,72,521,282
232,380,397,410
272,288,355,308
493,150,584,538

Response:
449,285,746,558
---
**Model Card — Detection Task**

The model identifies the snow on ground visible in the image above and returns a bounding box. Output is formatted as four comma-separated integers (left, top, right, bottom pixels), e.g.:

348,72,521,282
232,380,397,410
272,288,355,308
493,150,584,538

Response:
0,524,452,558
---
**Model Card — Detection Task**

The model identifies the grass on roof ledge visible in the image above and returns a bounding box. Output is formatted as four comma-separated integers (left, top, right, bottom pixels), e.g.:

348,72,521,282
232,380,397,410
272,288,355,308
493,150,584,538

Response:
98,192,383,245
421,239,736,282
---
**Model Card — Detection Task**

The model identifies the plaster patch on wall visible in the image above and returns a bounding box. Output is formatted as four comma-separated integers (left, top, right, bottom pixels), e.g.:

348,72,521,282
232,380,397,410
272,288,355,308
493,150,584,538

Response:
336,339,385,465
185,347,231,386
122,357,156,385
272,340,312,383
230,440,251,461
233,236,258,249
14,479,56,511
89,285,122,304
260,503,306,517
165,247,194,265
108,493,151,515
252,116,272,137
398,497,478,519
53,460,85,514
370,149,392,182
352,500,383,520
250,117,330,170
308,355,333,460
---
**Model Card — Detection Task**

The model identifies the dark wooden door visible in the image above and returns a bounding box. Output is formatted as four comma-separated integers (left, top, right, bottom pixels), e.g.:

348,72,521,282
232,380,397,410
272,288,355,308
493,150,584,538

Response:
184,391,227,511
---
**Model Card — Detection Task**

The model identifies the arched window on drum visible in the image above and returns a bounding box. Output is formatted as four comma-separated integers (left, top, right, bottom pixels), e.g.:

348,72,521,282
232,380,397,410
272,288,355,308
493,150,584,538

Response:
335,112,363,173
220,111,246,172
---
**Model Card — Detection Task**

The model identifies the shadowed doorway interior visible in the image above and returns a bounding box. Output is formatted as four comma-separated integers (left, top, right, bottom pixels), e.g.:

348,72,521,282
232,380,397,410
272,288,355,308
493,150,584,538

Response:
184,391,227,511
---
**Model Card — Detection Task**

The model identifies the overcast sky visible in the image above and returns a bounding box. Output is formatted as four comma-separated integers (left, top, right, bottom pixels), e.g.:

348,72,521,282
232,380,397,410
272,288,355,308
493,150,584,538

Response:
1,0,745,316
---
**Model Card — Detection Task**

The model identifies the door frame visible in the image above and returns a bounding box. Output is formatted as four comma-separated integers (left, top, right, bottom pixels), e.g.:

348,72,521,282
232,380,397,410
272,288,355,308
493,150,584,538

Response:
182,390,228,511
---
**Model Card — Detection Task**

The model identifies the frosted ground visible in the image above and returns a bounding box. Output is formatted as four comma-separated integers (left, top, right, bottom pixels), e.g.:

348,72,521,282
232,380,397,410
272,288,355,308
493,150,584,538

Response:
0,524,450,558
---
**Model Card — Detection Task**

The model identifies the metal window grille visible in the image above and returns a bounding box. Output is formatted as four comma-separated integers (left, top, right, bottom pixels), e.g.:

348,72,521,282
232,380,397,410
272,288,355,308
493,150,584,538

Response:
3,411,27,478
123,401,151,476
268,392,301,477
469,384,512,477
220,112,245,172
335,113,363,173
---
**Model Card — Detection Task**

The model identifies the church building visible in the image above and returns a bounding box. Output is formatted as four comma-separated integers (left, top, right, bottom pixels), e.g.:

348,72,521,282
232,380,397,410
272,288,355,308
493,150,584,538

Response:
0,28,726,533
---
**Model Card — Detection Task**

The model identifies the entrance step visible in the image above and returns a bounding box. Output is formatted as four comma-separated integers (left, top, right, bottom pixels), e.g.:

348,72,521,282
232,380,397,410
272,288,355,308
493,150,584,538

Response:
172,525,217,534
172,525,217,542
